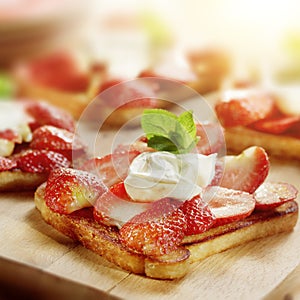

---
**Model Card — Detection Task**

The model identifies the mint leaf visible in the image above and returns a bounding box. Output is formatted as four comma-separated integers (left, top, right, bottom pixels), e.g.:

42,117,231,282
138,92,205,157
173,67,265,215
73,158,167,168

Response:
141,108,199,153
147,136,178,152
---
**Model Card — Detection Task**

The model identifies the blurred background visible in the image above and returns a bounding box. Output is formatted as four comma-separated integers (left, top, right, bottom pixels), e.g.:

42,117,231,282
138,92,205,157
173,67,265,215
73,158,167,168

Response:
1,0,300,85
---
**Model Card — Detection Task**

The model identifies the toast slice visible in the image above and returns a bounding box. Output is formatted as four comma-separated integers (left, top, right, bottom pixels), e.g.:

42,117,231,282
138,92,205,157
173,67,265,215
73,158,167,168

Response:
34,183,298,279
224,127,300,160
0,171,47,192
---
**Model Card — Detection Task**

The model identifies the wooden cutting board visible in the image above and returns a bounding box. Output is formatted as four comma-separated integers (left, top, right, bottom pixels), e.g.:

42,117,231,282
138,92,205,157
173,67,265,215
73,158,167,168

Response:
0,161,299,299
1,95,300,299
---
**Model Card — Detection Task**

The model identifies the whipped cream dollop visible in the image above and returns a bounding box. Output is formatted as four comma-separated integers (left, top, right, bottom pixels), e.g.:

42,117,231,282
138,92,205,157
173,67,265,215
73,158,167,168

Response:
124,151,217,202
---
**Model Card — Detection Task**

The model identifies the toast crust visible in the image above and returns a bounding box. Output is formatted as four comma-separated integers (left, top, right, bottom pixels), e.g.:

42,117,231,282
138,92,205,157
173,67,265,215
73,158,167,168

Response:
224,127,300,160
34,183,298,279
0,170,48,192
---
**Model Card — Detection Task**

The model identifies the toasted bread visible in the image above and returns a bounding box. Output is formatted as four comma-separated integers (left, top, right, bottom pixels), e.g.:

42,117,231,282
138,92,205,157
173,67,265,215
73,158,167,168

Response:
34,183,298,279
0,171,48,192
223,127,300,160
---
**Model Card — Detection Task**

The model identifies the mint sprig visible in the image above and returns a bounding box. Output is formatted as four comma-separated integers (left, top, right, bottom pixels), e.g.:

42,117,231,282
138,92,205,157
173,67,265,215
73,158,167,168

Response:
141,108,199,154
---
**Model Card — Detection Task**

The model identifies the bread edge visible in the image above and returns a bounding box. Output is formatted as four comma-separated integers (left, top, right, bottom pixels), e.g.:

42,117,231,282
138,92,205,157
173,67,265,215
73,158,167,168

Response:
0,170,48,192
224,126,300,160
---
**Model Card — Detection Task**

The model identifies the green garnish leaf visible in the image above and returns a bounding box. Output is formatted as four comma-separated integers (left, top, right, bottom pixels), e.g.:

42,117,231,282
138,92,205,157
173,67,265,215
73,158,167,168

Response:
141,108,199,153
0,73,15,98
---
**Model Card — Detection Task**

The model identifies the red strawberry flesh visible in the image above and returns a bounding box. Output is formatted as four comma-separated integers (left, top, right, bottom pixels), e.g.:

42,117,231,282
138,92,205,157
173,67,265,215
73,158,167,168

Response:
15,149,70,173
219,146,269,194
119,198,186,257
203,186,255,226
215,89,275,127
25,100,75,132
180,195,215,236
45,168,106,214
0,156,17,171
254,182,298,210
30,125,85,161
81,150,140,188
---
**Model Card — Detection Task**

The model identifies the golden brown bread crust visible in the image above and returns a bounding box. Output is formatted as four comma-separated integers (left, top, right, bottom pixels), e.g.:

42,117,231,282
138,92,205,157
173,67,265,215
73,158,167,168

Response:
224,127,300,160
0,170,48,192
15,79,91,120
34,183,298,279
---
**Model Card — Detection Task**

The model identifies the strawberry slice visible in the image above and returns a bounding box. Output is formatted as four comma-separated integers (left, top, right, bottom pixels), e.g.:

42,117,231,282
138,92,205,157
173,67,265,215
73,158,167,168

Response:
219,146,270,194
81,150,140,187
25,101,75,132
45,168,106,214
203,186,255,226
119,198,186,257
30,125,85,161
94,182,152,228
27,51,90,93
180,195,215,236
251,115,300,134
209,159,224,187
0,129,22,143
99,79,158,109
0,156,17,171
196,123,224,155
215,89,275,127
15,149,70,173
254,182,298,210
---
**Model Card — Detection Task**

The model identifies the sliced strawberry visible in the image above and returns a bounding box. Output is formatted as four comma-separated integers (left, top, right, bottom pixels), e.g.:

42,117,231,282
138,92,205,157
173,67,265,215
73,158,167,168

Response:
209,159,224,186
0,156,17,171
15,149,70,173
215,89,275,127
196,123,224,155
99,79,158,109
30,125,85,161
254,182,298,210
0,129,22,143
180,195,215,236
251,115,300,134
94,182,151,228
203,186,255,226
45,168,106,214
119,198,186,257
25,101,75,132
27,51,89,93
81,150,140,187
219,146,269,194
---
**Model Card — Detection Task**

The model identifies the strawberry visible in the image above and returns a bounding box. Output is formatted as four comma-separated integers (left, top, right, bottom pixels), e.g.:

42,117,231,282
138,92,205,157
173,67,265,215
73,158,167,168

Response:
119,198,186,256
99,79,158,109
196,123,225,155
209,159,224,186
219,146,270,194
30,125,85,161
203,186,256,226
15,149,70,173
180,195,215,236
254,182,298,210
45,168,106,214
25,101,75,132
81,150,140,187
28,51,89,93
215,89,275,127
0,129,22,143
0,156,17,171
251,115,300,134
94,182,151,228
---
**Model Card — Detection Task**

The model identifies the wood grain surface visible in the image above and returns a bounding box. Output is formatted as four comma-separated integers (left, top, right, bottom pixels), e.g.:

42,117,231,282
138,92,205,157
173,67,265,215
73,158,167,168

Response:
0,158,299,300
